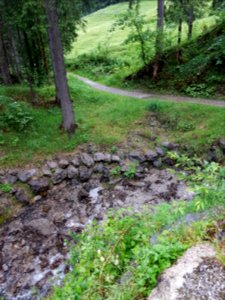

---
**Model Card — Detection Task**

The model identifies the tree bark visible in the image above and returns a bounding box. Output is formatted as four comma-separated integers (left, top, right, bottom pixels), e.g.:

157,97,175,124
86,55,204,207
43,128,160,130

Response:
187,5,194,40
0,15,11,85
155,0,164,54
44,0,76,136
154,0,164,79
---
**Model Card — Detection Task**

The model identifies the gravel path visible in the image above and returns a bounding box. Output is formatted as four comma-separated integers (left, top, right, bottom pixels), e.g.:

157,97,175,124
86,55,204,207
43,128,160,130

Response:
75,74,225,108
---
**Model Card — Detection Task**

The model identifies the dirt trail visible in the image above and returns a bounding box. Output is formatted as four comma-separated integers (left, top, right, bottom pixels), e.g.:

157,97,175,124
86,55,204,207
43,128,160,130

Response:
75,74,225,108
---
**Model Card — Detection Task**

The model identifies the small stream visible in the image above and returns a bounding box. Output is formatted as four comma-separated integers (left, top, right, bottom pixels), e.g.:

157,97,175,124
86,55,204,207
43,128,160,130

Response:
0,168,196,300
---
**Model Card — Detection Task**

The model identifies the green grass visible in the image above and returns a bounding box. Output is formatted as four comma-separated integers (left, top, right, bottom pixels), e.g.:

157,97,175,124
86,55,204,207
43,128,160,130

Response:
0,77,147,167
0,77,224,168
67,0,217,85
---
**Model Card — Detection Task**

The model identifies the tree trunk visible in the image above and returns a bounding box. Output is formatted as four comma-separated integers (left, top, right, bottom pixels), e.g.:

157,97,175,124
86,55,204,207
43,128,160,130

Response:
155,0,164,54
0,14,11,85
187,5,194,40
44,0,76,136
154,0,164,79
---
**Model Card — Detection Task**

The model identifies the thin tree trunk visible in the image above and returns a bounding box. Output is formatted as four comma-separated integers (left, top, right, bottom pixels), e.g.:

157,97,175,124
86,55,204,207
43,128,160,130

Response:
0,34,11,85
154,0,164,79
176,18,183,62
187,5,194,40
155,0,164,55
44,0,76,136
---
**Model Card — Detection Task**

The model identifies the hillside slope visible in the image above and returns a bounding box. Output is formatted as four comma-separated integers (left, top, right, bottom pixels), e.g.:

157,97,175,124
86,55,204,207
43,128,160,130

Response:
128,20,225,99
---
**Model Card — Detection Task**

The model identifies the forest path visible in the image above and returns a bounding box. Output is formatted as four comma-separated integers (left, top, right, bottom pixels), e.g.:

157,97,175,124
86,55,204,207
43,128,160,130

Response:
75,74,225,108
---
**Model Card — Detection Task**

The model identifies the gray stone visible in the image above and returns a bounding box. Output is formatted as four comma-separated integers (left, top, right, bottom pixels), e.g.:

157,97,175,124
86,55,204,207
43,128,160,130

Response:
219,138,225,150
42,167,52,177
15,189,29,205
28,178,49,194
47,161,58,169
161,141,178,150
6,175,17,184
156,147,165,156
67,165,79,179
79,166,92,182
17,169,37,183
71,157,80,167
111,155,120,163
153,159,162,168
52,168,67,184
145,150,158,161
129,151,145,162
78,188,89,201
94,153,111,162
80,153,94,167
58,159,69,169
26,218,56,236
147,244,217,300
93,163,105,173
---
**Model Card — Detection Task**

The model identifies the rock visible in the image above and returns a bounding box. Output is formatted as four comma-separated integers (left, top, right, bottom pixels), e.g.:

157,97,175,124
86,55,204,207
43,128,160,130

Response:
219,138,225,150
47,161,58,169
79,166,92,182
26,218,56,236
33,195,42,202
153,159,162,168
80,153,94,167
129,151,145,162
6,175,17,184
52,168,67,185
58,159,69,169
78,188,89,201
15,188,29,205
161,141,178,150
100,167,110,182
17,169,37,183
156,147,165,157
67,165,79,179
94,153,111,163
42,167,52,177
145,150,158,161
28,178,49,194
147,244,219,300
111,155,120,163
71,157,80,167
93,163,105,173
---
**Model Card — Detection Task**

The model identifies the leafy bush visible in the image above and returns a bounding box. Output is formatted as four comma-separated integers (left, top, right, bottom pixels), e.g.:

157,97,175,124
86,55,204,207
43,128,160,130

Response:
184,83,215,97
0,96,34,132
147,102,164,112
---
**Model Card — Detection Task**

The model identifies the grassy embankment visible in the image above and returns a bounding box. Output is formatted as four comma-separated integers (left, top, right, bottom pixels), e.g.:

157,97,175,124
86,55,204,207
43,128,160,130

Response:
0,75,224,168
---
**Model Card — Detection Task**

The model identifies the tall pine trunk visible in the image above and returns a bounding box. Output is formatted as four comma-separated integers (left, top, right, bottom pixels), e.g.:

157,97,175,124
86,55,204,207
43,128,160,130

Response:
44,0,76,136
187,5,194,40
153,0,164,79
155,0,164,55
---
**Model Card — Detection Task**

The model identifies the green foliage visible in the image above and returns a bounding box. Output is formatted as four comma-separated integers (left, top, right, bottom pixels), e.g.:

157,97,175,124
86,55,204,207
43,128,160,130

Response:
111,2,154,66
0,183,12,193
147,102,164,112
110,166,122,176
0,96,34,132
124,163,137,179
184,83,215,97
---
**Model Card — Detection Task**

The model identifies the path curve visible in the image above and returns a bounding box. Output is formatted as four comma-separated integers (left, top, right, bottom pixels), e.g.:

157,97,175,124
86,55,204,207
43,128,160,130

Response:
75,74,225,108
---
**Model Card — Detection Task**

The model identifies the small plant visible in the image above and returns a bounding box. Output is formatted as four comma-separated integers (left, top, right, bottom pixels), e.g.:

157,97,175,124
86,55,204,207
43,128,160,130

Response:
0,96,34,132
147,102,164,113
111,146,118,154
124,163,137,179
0,183,12,193
110,166,122,176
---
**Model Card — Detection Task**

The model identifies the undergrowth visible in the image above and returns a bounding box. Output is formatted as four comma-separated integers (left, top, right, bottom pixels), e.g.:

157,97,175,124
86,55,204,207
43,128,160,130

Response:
52,158,225,300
